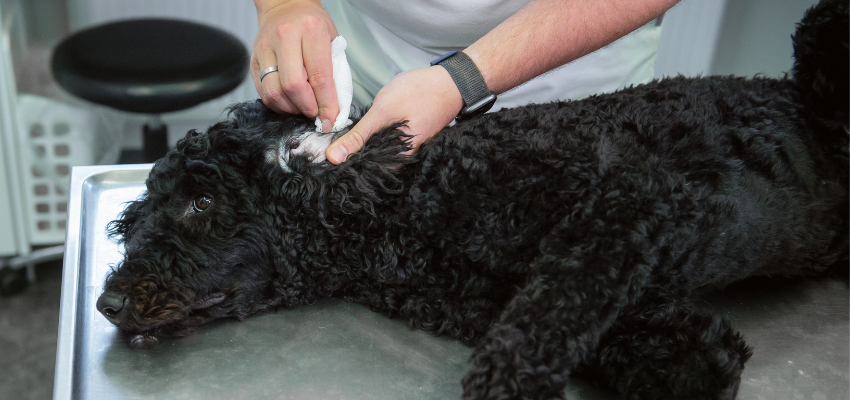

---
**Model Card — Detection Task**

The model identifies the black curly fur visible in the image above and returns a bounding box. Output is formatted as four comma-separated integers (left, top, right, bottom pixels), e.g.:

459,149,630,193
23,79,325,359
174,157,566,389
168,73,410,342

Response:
101,1,848,398
793,0,850,138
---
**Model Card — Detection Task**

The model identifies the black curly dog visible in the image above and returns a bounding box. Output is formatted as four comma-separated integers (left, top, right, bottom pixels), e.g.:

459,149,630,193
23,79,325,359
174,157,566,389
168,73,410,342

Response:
97,1,847,398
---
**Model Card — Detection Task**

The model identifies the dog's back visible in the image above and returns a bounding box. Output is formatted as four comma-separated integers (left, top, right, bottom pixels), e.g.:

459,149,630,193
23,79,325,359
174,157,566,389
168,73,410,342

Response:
396,0,848,293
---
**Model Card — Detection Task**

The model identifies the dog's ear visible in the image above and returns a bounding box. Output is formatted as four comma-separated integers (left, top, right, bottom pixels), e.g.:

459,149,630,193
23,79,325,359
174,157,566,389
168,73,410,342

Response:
173,101,270,160
227,99,279,127
176,101,314,170
176,129,211,159
175,121,258,175
107,197,150,244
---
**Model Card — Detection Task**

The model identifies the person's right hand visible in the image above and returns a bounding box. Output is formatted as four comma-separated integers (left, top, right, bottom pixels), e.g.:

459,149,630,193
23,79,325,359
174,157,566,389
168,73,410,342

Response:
251,0,339,132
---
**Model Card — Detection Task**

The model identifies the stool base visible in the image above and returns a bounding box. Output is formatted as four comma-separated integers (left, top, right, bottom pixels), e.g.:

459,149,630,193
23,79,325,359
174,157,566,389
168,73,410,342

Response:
142,123,169,163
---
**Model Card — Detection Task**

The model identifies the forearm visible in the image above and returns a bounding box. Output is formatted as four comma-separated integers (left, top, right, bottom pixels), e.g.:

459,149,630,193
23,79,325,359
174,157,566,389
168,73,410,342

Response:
464,0,679,94
325,0,679,164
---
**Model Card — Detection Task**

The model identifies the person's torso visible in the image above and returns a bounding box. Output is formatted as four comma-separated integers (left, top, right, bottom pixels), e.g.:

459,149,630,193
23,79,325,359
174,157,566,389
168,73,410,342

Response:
323,0,662,110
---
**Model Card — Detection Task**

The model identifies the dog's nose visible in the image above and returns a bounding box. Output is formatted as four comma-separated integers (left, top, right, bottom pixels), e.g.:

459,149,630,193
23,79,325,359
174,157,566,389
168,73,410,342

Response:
96,291,127,322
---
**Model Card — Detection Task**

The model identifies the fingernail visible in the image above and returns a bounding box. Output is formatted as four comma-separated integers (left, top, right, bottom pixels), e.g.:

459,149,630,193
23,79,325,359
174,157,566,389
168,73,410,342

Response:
328,145,349,164
322,119,332,133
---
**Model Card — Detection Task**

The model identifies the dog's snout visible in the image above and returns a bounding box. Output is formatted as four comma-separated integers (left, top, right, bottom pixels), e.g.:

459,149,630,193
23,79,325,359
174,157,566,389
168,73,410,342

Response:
96,291,127,322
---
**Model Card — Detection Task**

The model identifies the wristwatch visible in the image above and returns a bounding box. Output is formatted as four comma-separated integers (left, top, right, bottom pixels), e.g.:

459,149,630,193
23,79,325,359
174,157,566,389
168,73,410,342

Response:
430,50,497,120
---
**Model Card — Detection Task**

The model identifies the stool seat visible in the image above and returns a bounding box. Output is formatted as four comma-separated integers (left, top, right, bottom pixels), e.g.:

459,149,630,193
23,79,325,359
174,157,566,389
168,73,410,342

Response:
52,19,248,114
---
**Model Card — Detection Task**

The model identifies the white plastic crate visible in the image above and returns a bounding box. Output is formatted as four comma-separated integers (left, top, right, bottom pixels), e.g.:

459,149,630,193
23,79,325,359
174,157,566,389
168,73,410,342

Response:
16,94,122,245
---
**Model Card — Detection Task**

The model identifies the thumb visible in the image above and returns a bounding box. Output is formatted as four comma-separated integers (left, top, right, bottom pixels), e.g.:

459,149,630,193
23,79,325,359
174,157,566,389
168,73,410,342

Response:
325,114,379,165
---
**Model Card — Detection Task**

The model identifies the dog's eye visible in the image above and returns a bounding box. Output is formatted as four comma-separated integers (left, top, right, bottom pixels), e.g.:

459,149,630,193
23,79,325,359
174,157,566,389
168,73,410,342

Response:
192,195,212,212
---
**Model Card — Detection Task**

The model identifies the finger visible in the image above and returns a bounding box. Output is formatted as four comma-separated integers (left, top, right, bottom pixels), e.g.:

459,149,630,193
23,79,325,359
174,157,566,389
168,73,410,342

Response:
250,48,261,84
277,37,319,118
254,48,298,114
326,114,380,165
302,33,338,132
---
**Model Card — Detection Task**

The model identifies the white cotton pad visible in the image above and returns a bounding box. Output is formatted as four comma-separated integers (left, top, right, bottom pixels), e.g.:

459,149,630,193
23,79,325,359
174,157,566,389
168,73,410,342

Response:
315,36,354,132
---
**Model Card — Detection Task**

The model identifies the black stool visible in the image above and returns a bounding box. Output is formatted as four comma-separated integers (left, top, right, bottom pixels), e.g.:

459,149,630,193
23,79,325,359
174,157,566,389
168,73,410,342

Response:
52,19,248,163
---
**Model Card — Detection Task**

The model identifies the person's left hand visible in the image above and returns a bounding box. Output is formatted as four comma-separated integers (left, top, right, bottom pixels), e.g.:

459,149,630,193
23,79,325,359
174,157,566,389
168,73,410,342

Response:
325,66,464,164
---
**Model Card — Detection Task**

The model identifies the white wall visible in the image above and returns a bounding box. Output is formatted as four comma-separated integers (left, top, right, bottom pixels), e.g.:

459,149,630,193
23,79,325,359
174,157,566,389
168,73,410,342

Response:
655,0,728,78
655,0,819,79
712,0,819,78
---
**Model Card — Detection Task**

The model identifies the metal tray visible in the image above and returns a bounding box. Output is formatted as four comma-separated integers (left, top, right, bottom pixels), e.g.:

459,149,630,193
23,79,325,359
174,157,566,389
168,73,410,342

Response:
54,165,849,400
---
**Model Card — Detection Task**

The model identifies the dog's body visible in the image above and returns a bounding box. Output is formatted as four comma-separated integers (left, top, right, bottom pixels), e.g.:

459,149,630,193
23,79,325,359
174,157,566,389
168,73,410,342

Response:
98,1,848,399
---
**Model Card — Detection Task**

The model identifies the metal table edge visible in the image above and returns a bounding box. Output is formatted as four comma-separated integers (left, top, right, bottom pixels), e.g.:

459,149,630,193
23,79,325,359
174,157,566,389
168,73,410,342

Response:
53,164,152,400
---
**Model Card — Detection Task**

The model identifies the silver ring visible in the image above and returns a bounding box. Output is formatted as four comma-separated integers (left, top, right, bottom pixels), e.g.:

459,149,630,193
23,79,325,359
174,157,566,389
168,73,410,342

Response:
260,66,279,82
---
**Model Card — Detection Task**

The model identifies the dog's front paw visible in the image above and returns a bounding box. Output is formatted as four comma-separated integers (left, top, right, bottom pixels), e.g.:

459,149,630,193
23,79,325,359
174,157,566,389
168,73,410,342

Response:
461,325,568,400
582,300,752,400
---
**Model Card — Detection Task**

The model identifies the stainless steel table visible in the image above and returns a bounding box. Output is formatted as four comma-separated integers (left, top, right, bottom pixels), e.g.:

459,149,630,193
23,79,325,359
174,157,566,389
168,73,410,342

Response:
54,165,849,400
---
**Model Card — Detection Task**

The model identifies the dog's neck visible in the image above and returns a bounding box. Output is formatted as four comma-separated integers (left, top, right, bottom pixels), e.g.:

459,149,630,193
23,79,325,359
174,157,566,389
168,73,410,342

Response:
263,142,421,302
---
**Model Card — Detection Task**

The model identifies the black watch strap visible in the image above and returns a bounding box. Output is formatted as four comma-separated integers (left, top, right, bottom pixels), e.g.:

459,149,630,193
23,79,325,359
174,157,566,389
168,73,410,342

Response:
431,50,497,119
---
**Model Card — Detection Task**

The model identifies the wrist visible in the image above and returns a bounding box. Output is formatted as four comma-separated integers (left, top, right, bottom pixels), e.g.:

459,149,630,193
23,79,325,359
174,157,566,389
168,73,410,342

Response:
430,66,465,118
459,47,495,93
431,50,497,120
254,0,321,18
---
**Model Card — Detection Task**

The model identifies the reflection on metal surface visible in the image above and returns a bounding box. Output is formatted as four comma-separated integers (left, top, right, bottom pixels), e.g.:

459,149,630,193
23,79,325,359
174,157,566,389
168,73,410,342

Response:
55,166,849,400
93,300,474,399
56,165,480,400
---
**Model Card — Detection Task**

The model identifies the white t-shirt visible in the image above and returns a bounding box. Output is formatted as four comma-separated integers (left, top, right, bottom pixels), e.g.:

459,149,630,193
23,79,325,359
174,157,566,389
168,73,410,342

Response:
322,0,662,110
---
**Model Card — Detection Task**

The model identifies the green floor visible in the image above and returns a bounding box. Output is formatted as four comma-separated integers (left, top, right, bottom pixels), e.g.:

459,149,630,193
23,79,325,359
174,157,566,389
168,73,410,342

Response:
0,261,62,400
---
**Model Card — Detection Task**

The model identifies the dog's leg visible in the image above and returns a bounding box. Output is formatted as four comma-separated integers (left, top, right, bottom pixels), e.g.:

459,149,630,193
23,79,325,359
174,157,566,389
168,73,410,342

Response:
459,217,661,399
578,295,752,400
456,161,704,399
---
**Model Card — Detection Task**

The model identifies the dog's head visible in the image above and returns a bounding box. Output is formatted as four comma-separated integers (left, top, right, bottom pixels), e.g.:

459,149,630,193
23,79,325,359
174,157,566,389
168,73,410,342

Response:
97,101,407,350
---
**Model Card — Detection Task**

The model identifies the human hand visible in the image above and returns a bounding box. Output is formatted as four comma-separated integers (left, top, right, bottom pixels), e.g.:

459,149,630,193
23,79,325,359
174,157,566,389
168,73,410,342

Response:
325,66,464,164
251,0,339,132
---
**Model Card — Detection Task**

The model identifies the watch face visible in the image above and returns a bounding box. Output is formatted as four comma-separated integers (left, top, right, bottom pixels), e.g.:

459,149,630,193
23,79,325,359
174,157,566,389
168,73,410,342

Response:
459,93,497,120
